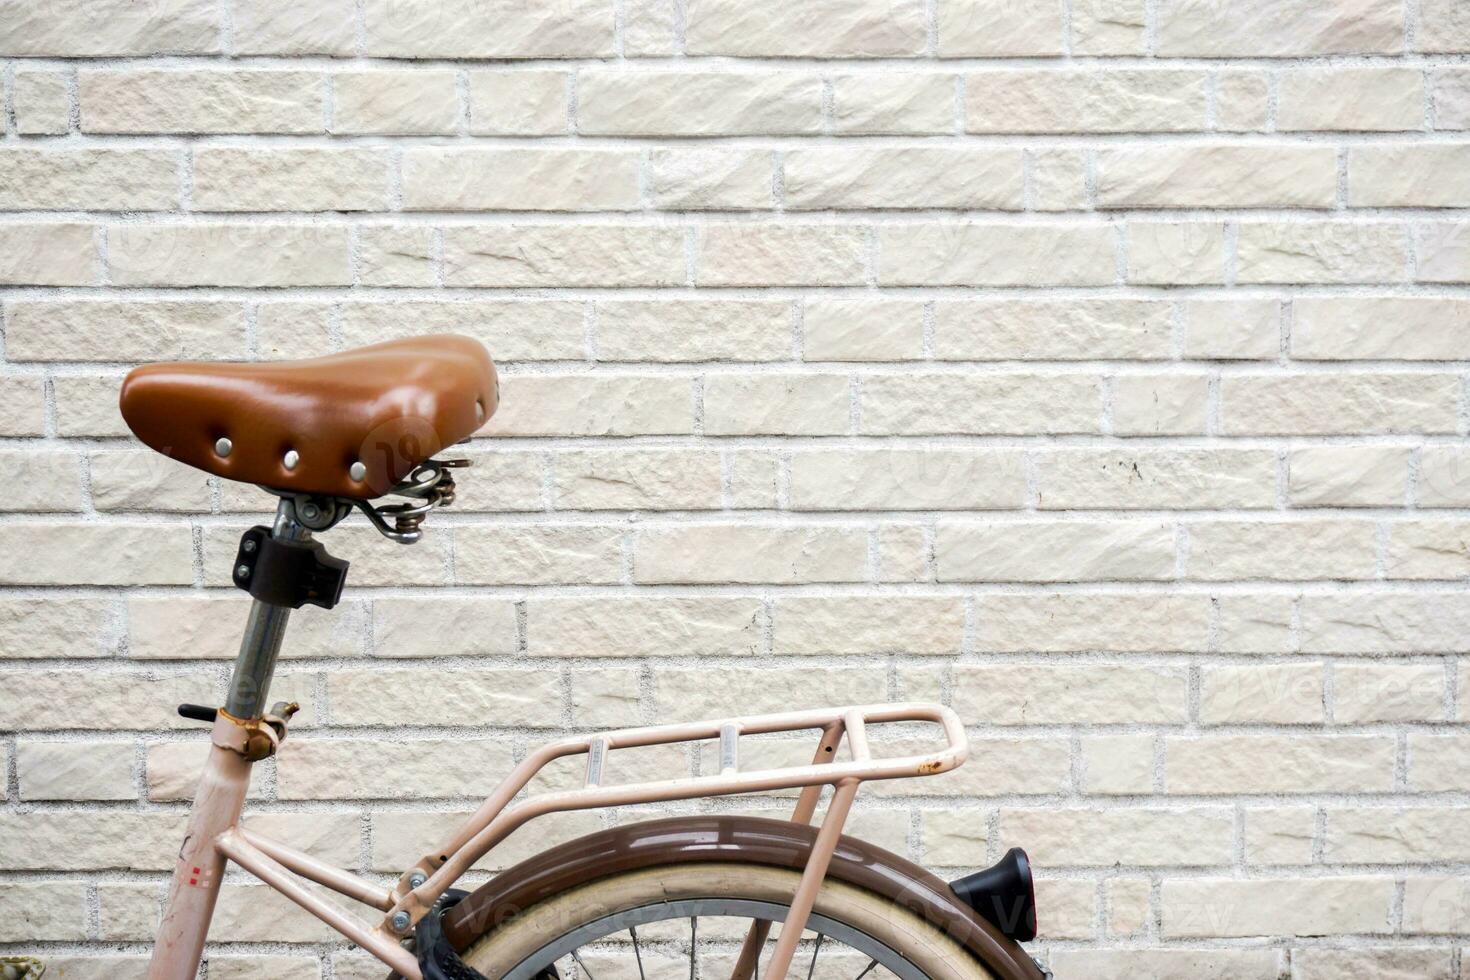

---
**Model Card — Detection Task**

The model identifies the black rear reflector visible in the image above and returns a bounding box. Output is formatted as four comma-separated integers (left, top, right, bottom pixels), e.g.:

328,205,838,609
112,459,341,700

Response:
948,847,1037,942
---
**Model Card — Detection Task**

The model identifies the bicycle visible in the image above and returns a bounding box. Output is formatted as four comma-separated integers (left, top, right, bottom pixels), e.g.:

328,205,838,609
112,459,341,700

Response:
116,334,1050,980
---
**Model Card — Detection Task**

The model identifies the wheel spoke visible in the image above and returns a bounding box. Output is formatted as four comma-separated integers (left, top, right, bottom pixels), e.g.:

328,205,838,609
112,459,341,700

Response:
805,933,825,980
853,958,879,980
629,925,647,980
689,916,697,980
571,948,597,980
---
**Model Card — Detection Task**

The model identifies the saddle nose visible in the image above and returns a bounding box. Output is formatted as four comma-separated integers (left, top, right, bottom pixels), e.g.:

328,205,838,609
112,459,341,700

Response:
118,334,498,499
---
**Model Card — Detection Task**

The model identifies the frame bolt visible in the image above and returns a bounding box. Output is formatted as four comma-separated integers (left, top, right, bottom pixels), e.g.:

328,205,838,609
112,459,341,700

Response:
408,871,427,888
242,539,256,554
234,564,251,580
391,910,411,932
300,502,320,522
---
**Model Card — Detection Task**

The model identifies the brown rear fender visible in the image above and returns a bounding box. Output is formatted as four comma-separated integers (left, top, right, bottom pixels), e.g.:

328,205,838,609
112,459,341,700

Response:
443,815,1047,980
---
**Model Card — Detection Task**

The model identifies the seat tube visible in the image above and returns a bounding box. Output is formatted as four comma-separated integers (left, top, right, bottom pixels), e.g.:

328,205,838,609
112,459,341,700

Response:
148,498,307,980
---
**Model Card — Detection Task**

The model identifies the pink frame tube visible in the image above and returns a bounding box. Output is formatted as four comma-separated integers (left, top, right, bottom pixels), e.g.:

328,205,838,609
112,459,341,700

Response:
150,702,967,980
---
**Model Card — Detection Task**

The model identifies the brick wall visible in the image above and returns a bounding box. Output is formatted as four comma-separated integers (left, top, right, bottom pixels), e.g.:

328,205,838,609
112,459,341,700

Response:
2,0,1470,977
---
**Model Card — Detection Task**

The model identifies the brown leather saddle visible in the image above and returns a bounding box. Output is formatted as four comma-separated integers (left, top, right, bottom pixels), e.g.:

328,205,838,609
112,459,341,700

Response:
119,335,498,499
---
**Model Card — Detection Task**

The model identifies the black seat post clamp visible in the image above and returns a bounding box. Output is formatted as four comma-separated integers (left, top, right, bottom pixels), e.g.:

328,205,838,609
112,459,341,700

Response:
232,526,349,610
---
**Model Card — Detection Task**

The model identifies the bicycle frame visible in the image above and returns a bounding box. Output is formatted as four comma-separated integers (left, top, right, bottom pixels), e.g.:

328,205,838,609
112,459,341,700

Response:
148,500,970,980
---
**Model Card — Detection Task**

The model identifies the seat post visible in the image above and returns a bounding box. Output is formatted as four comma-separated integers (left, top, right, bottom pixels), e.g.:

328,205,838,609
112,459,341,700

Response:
223,497,310,720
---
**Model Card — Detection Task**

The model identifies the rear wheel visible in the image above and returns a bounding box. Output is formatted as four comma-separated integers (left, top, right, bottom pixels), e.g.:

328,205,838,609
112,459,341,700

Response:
459,862,997,979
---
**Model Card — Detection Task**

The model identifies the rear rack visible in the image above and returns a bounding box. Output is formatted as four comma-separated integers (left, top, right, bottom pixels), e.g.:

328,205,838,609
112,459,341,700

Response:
216,702,968,980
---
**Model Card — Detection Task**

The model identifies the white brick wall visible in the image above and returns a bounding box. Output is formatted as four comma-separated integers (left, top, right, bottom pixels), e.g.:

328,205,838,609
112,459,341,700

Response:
1,0,1469,976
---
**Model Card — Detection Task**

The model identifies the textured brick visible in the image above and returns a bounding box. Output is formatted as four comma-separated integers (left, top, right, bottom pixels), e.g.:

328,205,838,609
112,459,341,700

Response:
17,741,135,800
953,664,1188,725
803,299,922,361
1294,298,1470,360
937,520,1175,582
1155,0,1403,56
0,222,98,286
703,374,850,435
1081,734,1154,794
1185,520,1378,581
552,450,723,510
192,148,388,212
363,0,614,58
6,300,246,362
783,148,1023,210
109,224,350,287
0,148,177,211
1163,877,1394,938
1128,221,1225,285
528,597,761,658
975,594,1211,652
403,149,641,212
1099,145,1337,208
1245,807,1316,865
649,150,772,211
13,70,71,135
489,375,693,436
994,808,1232,867
1421,449,1470,507
861,373,1103,434
232,0,355,55
1350,146,1470,207
698,225,867,287
328,669,560,727
878,223,1117,286
773,597,964,654
579,71,823,136
1386,520,1470,579
1301,593,1470,653
372,597,517,658
831,73,955,134
1050,949,1282,979
0,524,194,586
80,70,322,133
1216,71,1271,132
934,299,1171,360
1166,735,1395,794
1289,447,1409,507
444,225,685,287
0,0,220,56
635,525,867,584
1278,68,1423,131
937,0,1064,56
789,449,1025,510
1182,299,1280,359
1292,948,1454,980
467,71,568,135
0,598,120,660
1235,221,1409,284
1199,663,1324,724
966,71,1206,134
653,666,886,721
454,525,624,585
0,881,89,941
1221,374,1458,435
333,70,458,134
597,300,791,362
686,0,926,56
338,300,585,361
1036,450,1274,509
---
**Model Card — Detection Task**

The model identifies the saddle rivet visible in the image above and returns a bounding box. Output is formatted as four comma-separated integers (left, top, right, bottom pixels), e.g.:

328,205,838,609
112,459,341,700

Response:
283,450,299,472
349,461,367,481
215,437,232,458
